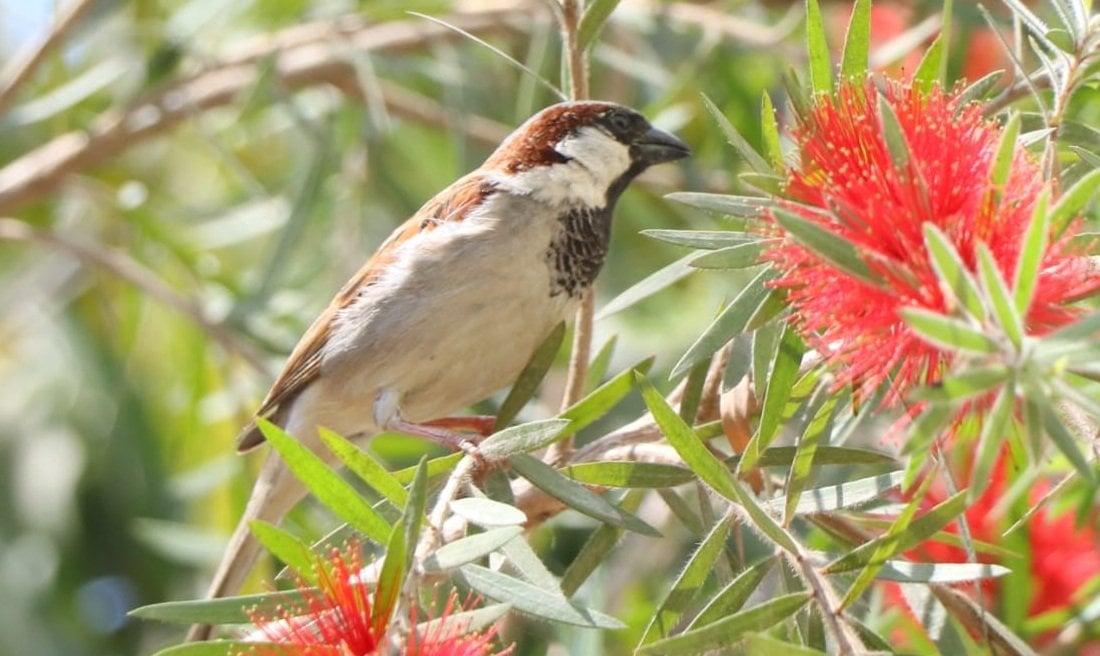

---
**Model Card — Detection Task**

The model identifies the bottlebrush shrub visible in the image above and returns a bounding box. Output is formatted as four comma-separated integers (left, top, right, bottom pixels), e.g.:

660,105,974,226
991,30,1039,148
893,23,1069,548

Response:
761,78,1094,407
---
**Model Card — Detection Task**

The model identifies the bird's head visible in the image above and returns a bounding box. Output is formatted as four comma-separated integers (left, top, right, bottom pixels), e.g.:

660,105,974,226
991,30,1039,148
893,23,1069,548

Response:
483,101,690,209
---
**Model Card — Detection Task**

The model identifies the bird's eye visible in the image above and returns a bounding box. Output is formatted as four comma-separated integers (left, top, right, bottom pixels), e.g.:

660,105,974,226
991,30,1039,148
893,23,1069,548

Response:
608,112,632,134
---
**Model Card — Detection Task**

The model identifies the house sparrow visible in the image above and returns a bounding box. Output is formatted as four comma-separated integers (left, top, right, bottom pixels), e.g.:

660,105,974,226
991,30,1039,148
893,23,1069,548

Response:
189,100,689,640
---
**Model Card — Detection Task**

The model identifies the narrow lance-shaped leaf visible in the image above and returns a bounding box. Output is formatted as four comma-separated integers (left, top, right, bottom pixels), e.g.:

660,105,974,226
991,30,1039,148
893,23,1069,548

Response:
460,564,623,629
150,642,287,656
805,0,832,95
561,489,646,596
642,229,758,250
641,518,732,644
258,420,391,544
671,267,776,378
563,461,694,489
912,36,943,93
1039,400,1095,481
561,356,653,434
686,557,777,630
423,526,522,572
701,93,773,175
578,0,621,49
1050,168,1100,238
840,0,871,80
509,453,660,536
924,223,985,321
320,428,407,507
248,520,315,584
878,92,911,170
665,192,774,218
772,208,877,285
130,589,314,625
479,419,571,461
1014,187,1051,317
976,242,1023,348
637,373,739,503
761,92,784,171
901,307,999,354
494,323,565,429
637,593,812,655
598,254,695,318
782,389,839,522
740,325,804,472
772,471,905,517
990,113,1022,191
970,385,1016,502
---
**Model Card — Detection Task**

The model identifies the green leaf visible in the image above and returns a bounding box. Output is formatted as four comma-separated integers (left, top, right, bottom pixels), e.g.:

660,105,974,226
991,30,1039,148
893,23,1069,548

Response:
876,560,1010,583
782,389,839,522
976,243,1024,348
423,526,522,572
739,172,784,196
460,564,624,628
247,520,314,583
560,357,653,434
671,267,776,379
561,489,645,596
1039,401,1094,481
562,461,694,488
741,325,804,471
924,223,985,321
826,490,966,573
500,533,560,591
578,0,621,49
1051,169,1100,237
642,229,757,250
585,336,617,392
509,453,660,536
686,557,777,630
991,113,1022,190
374,457,427,632
320,428,407,507
957,70,1006,105
641,518,732,644
901,307,998,354
494,323,565,429
258,420,391,544
130,590,312,624
761,92,784,171
770,471,905,516
772,208,876,285
637,592,811,655
689,241,771,270
877,93,911,171
702,94,773,175
743,634,828,656
449,497,527,527
839,0,871,80
912,34,944,92
1014,188,1051,317
479,419,571,461
805,0,832,96
729,445,897,469
598,254,695,318
664,192,773,218
637,373,739,503
914,365,1011,403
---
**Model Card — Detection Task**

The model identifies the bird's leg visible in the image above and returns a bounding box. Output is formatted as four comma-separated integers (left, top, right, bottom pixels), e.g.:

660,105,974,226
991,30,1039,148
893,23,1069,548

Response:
374,388,485,458
420,415,496,436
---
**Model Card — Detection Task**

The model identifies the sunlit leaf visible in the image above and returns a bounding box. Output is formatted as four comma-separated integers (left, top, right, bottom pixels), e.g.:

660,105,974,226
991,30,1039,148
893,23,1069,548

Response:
701,93,773,175
461,564,623,628
840,0,870,81
637,592,811,655
493,323,566,429
804,0,831,95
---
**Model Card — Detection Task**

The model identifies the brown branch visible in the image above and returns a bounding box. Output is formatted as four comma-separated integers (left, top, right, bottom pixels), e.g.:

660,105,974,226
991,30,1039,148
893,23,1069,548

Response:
0,217,270,373
0,5,541,215
0,0,98,116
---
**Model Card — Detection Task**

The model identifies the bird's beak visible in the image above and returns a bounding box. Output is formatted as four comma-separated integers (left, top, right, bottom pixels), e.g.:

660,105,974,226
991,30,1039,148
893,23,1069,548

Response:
633,126,691,165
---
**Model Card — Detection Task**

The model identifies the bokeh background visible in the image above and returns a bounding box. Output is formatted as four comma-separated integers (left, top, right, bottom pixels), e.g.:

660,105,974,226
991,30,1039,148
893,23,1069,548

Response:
0,1,1073,654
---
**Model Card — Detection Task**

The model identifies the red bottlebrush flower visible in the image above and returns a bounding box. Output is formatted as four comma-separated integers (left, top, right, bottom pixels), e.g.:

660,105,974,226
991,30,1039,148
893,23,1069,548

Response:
762,79,1093,405
886,454,1100,647
239,543,509,656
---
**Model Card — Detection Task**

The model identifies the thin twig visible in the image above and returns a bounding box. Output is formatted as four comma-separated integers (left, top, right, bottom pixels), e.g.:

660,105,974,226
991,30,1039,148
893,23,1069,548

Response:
0,218,270,373
0,0,98,116
0,6,539,214
546,0,591,468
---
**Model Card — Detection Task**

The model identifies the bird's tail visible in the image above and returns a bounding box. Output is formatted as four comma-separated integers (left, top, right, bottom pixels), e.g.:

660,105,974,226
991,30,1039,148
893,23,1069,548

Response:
186,448,306,642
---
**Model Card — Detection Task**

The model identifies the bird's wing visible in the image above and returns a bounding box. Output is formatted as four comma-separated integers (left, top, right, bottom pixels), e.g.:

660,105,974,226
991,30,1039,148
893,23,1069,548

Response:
236,173,498,451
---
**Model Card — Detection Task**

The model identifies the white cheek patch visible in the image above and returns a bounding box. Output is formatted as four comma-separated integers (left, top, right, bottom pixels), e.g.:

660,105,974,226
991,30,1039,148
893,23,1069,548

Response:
495,127,632,208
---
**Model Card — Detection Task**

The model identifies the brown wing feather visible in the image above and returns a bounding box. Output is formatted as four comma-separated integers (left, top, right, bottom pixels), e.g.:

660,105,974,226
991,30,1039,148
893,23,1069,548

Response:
237,173,497,451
